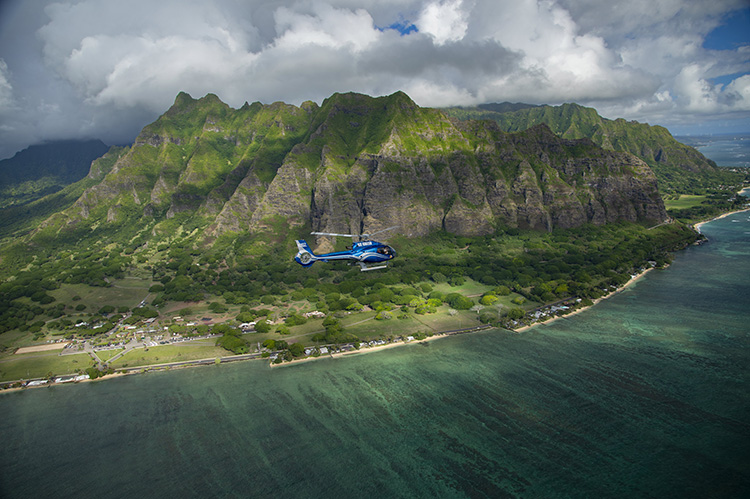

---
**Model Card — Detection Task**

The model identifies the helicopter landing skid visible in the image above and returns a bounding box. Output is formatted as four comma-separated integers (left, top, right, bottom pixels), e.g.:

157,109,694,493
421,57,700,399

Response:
358,262,387,272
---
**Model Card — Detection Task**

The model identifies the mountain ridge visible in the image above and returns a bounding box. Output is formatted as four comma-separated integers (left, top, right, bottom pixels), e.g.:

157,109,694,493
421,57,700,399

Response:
23,91,668,258
442,102,720,193
0,139,110,209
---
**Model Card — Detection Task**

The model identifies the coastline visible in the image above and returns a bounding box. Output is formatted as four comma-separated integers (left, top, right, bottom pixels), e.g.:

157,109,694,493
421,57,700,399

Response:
694,207,750,232
270,327,491,368
514,266,655,334
6,205,747,391
694,187,750,232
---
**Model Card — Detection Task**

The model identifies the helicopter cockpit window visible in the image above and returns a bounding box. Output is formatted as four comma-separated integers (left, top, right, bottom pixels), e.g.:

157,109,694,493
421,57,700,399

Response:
377,247,391,255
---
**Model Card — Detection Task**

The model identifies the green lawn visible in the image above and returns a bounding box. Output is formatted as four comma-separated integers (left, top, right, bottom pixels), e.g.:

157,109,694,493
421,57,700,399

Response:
95,348,124,362
432,278,492,297
0,352,91,382
343,308,481,339
664,194,707,211
109,343,228,368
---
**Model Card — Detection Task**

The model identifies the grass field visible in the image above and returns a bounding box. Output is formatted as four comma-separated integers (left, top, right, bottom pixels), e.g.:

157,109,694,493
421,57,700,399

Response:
433,279,492,297
0,352,91,382
95,348,124,362
343,308,481,339
109,343,228,368
664,194,707,211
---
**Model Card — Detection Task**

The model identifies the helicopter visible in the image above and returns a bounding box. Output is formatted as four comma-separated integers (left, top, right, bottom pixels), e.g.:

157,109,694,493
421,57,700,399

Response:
294,226,398,271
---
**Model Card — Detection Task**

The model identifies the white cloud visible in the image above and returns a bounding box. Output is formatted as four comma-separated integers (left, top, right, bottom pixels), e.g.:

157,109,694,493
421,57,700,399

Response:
416,0,469,45
0,0,749,158
273,3,380,52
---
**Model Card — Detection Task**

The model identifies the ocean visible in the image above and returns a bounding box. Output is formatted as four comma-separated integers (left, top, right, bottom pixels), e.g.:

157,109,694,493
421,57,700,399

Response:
677,133,750,168
1,211,749,498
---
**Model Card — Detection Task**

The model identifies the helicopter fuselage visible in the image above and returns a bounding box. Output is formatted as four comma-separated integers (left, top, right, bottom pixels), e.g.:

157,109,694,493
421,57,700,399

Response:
294,239,396,271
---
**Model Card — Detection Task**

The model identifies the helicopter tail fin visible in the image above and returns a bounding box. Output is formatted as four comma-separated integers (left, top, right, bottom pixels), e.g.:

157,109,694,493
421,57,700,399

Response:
294,240,316,267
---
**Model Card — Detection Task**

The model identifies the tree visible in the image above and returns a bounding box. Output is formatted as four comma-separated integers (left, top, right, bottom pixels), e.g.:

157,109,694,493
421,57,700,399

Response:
506,308,525,320
262,339,276,349
208,302,228,314
216,334,248,354
479,294,499,306
275,325,290,335
288,342,305,357
254,320,271,333
236,311,254,323
494,285,511,296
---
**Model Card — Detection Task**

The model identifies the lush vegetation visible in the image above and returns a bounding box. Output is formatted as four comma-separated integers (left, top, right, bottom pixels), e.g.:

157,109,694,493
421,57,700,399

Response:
1,217,700,368
443,102,749,195
1,91,746,382
663,188,749,223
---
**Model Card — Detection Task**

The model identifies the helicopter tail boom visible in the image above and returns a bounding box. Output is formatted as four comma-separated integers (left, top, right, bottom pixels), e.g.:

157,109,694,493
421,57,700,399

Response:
294,240,316,267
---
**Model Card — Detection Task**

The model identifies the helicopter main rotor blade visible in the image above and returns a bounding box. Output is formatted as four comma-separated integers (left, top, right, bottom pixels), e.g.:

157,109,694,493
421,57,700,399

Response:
311,231,356,238
361,225,399,239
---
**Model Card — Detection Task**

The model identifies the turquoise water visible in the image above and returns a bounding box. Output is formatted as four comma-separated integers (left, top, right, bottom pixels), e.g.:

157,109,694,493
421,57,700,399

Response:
1,213,749,498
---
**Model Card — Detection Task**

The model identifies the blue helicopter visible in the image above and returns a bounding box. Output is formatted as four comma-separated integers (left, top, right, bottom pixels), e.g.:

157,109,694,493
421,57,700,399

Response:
294,227,398,271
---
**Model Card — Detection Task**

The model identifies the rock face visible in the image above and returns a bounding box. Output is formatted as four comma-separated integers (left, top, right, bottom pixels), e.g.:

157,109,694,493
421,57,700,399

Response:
64,91,667,241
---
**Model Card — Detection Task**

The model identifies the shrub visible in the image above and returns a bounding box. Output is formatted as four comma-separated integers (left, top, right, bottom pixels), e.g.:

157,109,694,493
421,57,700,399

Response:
479,295,499,306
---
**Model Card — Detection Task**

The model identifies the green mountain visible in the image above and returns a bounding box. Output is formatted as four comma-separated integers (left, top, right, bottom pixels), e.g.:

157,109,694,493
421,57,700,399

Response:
0,139,110,208
16,91,667,261
442,103,723,193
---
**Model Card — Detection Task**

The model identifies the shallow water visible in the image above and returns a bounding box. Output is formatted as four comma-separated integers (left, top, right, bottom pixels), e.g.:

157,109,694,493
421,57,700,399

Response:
1,213,749,498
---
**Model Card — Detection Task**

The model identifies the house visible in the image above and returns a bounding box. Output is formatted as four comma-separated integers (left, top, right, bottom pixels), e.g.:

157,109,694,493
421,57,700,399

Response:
303,311,325,319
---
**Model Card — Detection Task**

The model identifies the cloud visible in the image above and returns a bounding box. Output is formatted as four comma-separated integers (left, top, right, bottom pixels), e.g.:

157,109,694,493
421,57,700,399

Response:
416,0,469,45
273,3,379,52
0,0,749,158
0,59,15,112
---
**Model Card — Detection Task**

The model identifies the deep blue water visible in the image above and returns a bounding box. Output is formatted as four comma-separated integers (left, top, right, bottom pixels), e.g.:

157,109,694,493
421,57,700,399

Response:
1,212,749,498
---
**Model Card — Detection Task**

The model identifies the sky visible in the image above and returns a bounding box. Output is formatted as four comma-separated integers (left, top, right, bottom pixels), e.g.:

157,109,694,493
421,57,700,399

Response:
0,0,749,159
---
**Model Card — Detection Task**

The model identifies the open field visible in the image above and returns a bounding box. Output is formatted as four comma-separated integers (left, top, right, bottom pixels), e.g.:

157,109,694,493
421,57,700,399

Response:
344,308,481,339
0,352,91,382
95,348,124,362
664,194,707,210
109,343,228,368
433,280,492,297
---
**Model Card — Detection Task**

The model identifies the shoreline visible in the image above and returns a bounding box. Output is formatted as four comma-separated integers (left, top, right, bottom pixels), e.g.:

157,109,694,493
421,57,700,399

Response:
694,187,750,232
5,205,747,392
270,326,493,368
0,264,662,388
694,207,750,233
514,266,655,333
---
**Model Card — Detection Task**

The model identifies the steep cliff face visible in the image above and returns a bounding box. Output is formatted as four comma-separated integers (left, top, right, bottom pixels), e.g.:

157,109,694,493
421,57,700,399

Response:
60,91,666,245
286,96,665,237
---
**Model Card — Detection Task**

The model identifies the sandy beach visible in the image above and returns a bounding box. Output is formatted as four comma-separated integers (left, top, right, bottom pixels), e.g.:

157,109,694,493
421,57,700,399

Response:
270,331,456,367
695,206,750,232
